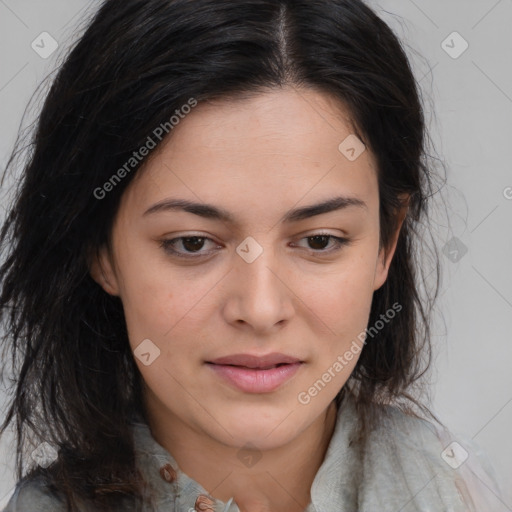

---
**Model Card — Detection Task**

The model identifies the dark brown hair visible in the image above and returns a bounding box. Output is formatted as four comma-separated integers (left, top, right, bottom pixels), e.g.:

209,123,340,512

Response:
0,0,445,510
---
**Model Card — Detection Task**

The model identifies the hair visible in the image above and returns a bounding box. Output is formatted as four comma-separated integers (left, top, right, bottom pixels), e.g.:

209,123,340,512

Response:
0,0,446,510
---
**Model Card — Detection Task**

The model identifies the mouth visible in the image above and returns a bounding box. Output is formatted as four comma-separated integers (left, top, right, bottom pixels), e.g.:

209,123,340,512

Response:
206,352,303,369
205,354,304,393
210,362,293,370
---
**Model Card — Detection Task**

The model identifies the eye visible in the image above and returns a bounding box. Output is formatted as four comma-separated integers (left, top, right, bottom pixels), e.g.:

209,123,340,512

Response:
160,235,220,259
292,233,350,255
160,232,350,260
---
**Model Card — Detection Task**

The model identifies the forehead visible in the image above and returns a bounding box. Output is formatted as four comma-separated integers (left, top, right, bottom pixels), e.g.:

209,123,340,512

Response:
124,87,379,222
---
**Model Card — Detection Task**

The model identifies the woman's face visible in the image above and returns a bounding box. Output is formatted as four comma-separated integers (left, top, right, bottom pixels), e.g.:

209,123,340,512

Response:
91,87,405,450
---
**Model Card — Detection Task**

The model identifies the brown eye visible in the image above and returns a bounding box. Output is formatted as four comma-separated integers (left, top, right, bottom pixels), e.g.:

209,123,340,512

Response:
180,237,207,252
293,233,350,255
160,236,220,258
307,235,331,251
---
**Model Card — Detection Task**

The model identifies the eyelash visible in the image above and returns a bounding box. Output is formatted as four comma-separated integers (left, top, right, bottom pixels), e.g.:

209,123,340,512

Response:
159,232,350,259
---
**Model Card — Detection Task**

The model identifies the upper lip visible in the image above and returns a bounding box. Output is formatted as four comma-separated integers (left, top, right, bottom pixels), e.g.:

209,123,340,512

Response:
207,353,302,369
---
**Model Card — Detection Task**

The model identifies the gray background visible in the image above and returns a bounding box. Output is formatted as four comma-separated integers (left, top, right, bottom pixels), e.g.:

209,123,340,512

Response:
0,0,511,508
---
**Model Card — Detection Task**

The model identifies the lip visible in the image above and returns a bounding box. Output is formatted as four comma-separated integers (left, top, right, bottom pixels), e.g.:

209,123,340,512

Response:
206,352,304,393
206,362,303,393
207,352,302,368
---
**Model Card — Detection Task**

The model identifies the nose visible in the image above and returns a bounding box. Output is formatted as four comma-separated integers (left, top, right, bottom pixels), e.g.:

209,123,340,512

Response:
221,242,295,334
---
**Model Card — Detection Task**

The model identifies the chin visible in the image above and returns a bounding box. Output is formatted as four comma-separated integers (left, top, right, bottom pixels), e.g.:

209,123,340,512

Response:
209,408,306,447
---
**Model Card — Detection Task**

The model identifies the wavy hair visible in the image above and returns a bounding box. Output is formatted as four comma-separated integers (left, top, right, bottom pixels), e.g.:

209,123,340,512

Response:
0,0,445,510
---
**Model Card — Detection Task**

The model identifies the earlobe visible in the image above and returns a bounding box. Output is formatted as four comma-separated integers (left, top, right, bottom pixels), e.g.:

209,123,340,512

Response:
88,245,120,296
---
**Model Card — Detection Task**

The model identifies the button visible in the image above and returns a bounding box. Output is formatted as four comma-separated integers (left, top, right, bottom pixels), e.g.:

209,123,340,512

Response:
159,463,177,483
195,494,215,511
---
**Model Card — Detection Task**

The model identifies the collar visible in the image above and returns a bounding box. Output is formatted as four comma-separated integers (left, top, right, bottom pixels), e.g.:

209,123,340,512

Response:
129,394,489,512
130,394,358,512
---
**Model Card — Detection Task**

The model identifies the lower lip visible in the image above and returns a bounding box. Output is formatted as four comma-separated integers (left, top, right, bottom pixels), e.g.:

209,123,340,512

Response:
206,362,303,393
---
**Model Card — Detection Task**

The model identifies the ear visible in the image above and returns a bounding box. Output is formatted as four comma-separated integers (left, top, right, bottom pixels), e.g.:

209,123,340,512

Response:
87,244,120,296
373,195,410,291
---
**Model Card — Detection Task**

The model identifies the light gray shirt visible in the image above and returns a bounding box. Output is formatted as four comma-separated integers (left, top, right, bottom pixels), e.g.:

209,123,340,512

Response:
2,394,504,511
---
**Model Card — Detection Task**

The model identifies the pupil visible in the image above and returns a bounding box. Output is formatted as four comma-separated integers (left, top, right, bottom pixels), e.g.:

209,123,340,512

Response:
183,237,204,252
309,235,329,250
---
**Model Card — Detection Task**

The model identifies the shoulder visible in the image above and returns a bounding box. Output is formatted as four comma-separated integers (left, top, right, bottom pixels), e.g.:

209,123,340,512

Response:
2,473,67,512
371,401,496,477
371,401,445,447
358,401,504,511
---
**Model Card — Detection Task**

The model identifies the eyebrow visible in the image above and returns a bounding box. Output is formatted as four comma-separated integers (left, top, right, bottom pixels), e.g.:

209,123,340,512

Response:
143,195,367,224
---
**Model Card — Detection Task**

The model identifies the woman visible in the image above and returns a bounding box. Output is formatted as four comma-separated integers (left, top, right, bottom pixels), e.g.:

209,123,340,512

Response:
0,0,504,511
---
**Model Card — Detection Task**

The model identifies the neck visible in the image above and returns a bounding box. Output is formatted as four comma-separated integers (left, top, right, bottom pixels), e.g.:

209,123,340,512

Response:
145,398,338,512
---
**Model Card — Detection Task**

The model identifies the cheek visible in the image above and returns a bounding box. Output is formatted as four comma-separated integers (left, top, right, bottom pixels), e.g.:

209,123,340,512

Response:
116,249,216,356
299,255,377,329
112,240,177,343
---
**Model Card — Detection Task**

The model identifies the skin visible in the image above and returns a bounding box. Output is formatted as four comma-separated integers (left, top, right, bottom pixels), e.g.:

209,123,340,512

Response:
90,86,407,512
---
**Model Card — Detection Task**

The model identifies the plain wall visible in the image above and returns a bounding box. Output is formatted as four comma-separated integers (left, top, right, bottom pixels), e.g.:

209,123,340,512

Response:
1,0,511,507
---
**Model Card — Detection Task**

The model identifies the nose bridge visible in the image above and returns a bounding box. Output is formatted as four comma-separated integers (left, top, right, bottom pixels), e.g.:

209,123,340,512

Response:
226,235,293,329
236,235,281,300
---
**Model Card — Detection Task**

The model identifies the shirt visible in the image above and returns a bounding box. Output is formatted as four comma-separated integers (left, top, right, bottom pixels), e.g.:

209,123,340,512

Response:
2,393,505,511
